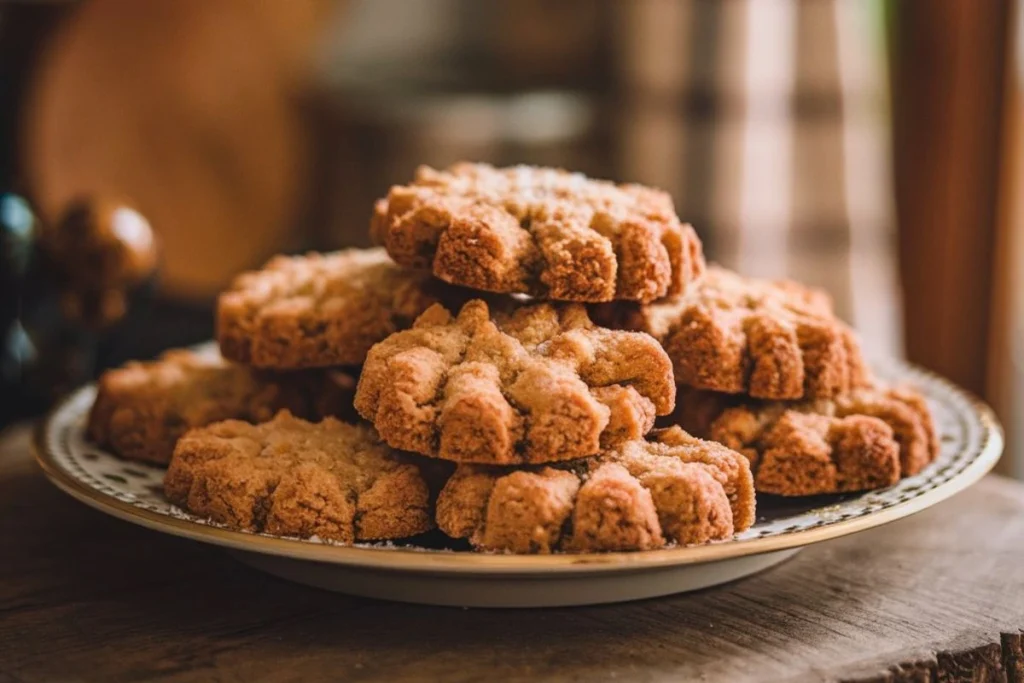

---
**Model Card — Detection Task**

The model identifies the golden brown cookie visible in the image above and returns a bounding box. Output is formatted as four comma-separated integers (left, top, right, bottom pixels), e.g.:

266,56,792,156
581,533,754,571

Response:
355,299,676,465
436,426,754,553
164,411,436,542
217,248,454,369
371,163,705,303
88,349,357,465
672,385,939,496
593,266,869,400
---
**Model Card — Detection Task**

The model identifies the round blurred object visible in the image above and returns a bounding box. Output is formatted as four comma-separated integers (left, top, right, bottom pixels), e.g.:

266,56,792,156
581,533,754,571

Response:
23,0,328,298
47,198,158,289
41,197,158,328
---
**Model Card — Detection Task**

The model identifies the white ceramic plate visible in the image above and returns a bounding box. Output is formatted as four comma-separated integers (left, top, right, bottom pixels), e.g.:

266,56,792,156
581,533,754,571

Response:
35,359,1002,607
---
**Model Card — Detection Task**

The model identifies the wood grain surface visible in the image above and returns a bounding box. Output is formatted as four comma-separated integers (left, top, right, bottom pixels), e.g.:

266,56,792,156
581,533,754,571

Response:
1,423,1023,683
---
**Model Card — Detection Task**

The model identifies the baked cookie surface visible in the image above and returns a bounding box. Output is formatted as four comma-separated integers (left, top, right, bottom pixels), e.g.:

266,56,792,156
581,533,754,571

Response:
594,266,869,400
672,385,939,496
372,163,705,303
217,248,449,369
87,349,357,465
355,299,676,465
164,411,436,542
436,426,754,553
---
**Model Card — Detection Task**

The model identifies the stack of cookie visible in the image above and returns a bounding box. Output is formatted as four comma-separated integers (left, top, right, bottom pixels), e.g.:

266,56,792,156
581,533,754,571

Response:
87,162,937,554
593,266,938,496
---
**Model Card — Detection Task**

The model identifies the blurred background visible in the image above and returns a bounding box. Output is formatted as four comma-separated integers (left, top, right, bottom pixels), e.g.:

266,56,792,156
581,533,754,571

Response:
0,0,1022,476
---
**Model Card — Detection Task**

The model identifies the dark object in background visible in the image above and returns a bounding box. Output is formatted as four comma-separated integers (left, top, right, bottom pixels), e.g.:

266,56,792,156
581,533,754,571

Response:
41,198,158,328
0,194,159,425
0,193,37,399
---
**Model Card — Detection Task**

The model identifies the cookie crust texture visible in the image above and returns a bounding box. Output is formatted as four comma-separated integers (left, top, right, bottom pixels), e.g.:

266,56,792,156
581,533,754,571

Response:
355,299,677,465
87,349,357,465
672,385,939,496
164,412,435,542
593,266,870,400
372,163,705,303
217,248,450,369
435,426,754,553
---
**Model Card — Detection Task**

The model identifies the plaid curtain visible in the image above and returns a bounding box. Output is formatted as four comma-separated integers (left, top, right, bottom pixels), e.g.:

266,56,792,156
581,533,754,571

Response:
615,0,902,359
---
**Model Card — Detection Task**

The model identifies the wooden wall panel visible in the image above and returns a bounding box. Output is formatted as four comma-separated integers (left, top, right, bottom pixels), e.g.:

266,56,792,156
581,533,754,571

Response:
988,1,1023,477
890,0,1011,395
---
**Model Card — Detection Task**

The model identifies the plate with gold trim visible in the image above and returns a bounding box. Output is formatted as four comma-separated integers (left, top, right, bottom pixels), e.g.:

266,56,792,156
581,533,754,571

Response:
34,358,1002,607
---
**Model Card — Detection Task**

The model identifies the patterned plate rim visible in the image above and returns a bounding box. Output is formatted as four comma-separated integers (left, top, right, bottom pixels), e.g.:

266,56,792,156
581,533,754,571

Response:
33,359,1003,576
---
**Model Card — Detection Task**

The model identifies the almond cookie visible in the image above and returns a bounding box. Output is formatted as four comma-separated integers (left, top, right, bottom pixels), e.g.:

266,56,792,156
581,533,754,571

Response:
164,411,437,542
672,385,939,496
436,426,754,553
88,349,357,465
371,163,705,303
355,299,676,465
218,248,456,369
593,266,869,400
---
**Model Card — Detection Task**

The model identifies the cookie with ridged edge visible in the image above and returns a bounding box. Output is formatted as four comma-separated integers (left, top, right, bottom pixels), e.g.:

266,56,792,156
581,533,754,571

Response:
592,266,870,400
217,247,458,369
354,299,676,465
88,349,358,465
671,385,939,496
435,426,754,553
164,411,439,542
371,163,705,303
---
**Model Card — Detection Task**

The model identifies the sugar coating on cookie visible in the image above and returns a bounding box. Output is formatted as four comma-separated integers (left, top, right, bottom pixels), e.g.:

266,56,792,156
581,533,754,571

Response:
164,411,435,542
672,385,939,496
88,349,357,465
435,426,754,553
593,266,870,400
355,299,677,465
372,163,705,303
217,248,449,369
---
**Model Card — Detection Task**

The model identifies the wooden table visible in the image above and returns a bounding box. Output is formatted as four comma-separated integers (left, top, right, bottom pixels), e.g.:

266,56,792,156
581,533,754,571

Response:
2,423,1023,683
